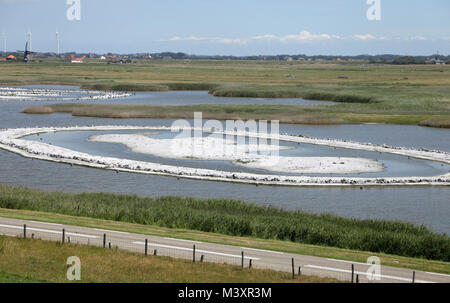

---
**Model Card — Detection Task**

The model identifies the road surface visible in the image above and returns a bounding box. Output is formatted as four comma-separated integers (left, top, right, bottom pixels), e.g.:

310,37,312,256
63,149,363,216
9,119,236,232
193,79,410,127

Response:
0,216,449,283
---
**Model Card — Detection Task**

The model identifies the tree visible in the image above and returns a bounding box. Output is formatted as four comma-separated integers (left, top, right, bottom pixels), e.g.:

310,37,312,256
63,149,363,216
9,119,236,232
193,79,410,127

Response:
391,56,424,65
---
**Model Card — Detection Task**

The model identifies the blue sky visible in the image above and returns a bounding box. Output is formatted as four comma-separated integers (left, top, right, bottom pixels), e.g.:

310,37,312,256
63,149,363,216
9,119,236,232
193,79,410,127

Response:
1,0,449,55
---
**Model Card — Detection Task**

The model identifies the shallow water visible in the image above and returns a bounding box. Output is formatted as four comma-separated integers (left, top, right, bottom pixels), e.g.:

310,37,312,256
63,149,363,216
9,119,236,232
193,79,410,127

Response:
23,129,450,178
0,86,449,234
5,85,337,106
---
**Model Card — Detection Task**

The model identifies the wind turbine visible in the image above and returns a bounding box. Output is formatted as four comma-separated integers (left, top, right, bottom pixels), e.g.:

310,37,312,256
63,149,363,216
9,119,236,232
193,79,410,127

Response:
56,30,60,56
27,31,32,52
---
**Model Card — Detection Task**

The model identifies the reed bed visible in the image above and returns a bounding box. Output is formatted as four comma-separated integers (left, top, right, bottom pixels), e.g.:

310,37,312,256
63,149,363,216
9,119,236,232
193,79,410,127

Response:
0,185,448,261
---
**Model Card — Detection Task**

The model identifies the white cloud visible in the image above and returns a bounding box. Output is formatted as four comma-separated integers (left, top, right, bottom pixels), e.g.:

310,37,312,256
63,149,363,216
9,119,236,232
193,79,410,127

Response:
214,37,247,44
353,34,376,41
251,34,278,41
406,36,428,41
170,36,247,44
278,31,340,42
169,31,342,45
170,36,208,42
168,31,439,45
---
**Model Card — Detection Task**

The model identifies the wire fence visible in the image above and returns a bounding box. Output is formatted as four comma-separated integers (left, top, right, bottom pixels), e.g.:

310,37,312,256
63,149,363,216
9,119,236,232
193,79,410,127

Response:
0,224,420,283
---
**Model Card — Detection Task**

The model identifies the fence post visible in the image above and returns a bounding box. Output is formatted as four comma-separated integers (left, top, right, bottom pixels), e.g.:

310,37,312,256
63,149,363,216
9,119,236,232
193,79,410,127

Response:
31,233,34,239
351,264,354,283
412,271,415,283
356,274,359,283
108,242,111,249
62,228,65,243
249,259,252,269
103,234,106,248
291,258,295,279
145,239,148,256
200,255,204,262
193,245,196,262
153,249,157,256
241,251,244,268
23,224,26,239
298,266,302,276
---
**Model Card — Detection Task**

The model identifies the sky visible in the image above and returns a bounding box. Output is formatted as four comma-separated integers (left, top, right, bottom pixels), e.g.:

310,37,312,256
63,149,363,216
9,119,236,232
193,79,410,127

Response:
0,0,449,56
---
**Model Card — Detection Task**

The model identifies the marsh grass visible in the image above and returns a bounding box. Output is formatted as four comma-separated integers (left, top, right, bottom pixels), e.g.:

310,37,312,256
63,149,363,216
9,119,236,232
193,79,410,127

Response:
22,103,347,124
209,86,374,103
2,61,450,127
81,82,169,92
301,92,373,103
21,106,54,114
22,103,449,126
0,185,448,261
419,118,450,128
167,82,218,91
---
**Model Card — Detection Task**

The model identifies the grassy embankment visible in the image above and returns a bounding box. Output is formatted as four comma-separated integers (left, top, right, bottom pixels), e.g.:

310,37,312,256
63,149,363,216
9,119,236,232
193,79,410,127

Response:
0,185,448,269
0,236,336,283
1,61,449,127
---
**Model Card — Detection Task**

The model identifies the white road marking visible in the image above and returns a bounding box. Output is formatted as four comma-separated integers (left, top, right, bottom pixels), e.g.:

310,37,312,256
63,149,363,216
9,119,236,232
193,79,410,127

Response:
425,271,450,277
28,221,63,226
326,259,450,280
1,218,447,283
0,224,99,239
304,265,434,283
133,241,260,260
163,237,202,244
94,228,129,235
326,258,369,266
241,247,284,255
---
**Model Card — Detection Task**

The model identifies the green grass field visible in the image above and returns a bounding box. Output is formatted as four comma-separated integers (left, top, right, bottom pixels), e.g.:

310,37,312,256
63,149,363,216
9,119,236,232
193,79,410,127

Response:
0,185,448,263
0,236,337,283
2,60,450,127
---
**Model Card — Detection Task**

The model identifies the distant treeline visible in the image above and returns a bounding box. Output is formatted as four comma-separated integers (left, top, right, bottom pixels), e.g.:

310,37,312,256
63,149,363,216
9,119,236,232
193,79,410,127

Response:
19,51,450,63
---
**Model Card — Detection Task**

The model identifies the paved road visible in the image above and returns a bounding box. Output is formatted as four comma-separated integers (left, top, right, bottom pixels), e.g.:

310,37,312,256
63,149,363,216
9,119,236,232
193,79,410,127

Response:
0,216,449,283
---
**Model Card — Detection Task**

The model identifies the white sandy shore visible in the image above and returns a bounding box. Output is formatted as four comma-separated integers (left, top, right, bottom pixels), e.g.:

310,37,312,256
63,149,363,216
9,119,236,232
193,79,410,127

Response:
0,87,133,102
89,133,383,174
0,125,449,187
89,133,288,160
239,157,383,174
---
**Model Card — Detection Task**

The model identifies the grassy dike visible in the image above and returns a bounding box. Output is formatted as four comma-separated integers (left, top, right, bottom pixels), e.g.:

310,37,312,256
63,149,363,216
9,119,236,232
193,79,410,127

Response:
1,208,449,275
0,236,336,283
0,185,448,265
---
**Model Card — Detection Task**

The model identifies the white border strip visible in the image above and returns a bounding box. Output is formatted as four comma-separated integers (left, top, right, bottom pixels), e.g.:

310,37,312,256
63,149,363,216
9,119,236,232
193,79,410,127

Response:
304,265,434,283
133,241,260,260
0,223,98,239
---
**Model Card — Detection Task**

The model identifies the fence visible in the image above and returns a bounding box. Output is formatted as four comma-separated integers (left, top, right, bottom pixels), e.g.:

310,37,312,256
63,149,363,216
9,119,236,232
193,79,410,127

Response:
0,224,420,283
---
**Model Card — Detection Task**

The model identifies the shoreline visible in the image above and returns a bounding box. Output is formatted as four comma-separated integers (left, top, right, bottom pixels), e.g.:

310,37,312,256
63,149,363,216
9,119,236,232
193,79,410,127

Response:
89,133,384,174
0,86,134,102
1,84,446,128
1,61,449,128
0,125,449,187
